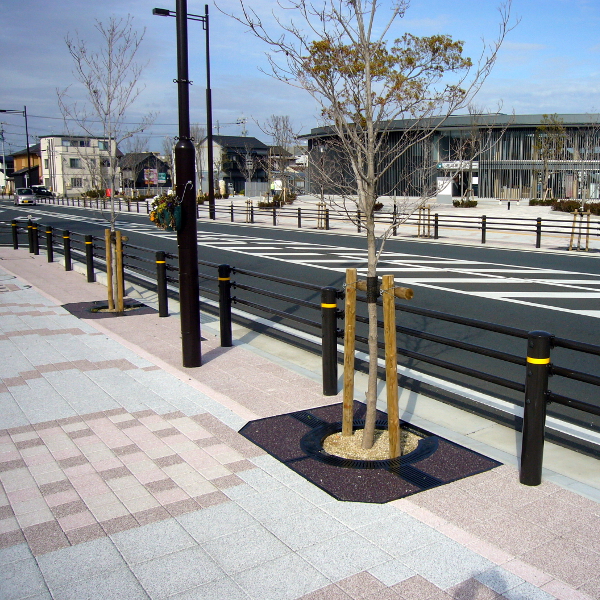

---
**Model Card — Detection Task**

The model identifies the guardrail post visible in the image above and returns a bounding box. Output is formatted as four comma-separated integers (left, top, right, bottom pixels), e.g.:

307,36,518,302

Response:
392,205,397,236
481,215,487,244
46,226,53,262
297,207,302,228
434,213,439,239
536,218,542,249
230,202,234,222
357,210,361,233
32,222,39,255
27,220,34,253
321,286,339,396
63,230,72,271
218,264,233,347
272,206,277,226
156,251,169,317
251,204,255,224
85,235,95,282
520,330,552,486
12,220,19,249
325,208,330,230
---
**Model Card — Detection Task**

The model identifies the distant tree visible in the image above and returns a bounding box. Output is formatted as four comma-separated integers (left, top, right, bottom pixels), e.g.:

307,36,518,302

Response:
229,0,515,450
190,123,206,194
534,114,567,200
58,14,156,310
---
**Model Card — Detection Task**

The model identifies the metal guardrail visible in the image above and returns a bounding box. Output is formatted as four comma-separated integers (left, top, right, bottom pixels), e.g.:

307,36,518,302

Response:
2,218,599,485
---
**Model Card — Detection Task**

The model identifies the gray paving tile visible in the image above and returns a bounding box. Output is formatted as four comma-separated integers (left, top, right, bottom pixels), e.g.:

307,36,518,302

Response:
234,553,330,600
131,546,225,599
288,480,336,505
367,559,417,586
0,543,33,565
298,531,392,582
502,582,557,600
236,486,315,524
111,518,198,565
169,577,251,600
263,507,351,551
36,536,126,594
475,566,526,594
202,523,291,574
222,483,259,501
355,513,448,557
398,536,493,589
50,565,150,600
177,501,258,543
320,501,396,529
250,455,305,486
0,557,49,600
237,468,285,493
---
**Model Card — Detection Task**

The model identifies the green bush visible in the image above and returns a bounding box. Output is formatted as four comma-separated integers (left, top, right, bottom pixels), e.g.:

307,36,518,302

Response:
373,201,384,211
453,199,478,208
551,200,600,215
529,198,555,206
84,189,106,199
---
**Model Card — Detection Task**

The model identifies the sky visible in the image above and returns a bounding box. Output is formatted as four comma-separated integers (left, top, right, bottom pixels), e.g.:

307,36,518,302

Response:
1,0,600,155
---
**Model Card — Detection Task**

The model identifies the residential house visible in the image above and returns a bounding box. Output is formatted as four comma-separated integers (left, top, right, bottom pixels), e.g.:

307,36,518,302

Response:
197,135,269,194
11,144,41,188
39,135,119,196
120,152,171,193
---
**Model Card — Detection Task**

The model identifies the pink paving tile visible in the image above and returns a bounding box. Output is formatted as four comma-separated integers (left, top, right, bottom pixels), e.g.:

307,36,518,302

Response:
519,538,600,588
16,508,55,529
63,462,95,478
58,510,97,531
106,475,141,491
542,579,597,600
578,578,600,600
152,487,190,506
503,558,554,587
120,493,160,514
390,575,444,600
0,517,20,534
77,480,113,500
0,450,21,463
337,571,389,600
23,452,56,467
298,584,353,600
119,452,148,465
463,537,514,565
69,472,106,493
91,501,129,522
463,513,557,555
134,505,170,526
446,578,503,600
7,486,43,503
44,489,81,508
100,514,138,535
225,459,255,473
165,498,201,517
134,469,170,485
51,499,88,519
92,457,124,472
196,490,229,508
12,497,48,516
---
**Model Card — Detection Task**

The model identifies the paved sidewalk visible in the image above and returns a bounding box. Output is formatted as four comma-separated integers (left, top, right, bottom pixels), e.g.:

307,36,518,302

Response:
1,250,599,600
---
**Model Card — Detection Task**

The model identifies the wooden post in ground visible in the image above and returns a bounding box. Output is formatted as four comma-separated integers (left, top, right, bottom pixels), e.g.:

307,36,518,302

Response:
115,230,125,313
342,268,357,436
382,274,400,459
105,229,115,311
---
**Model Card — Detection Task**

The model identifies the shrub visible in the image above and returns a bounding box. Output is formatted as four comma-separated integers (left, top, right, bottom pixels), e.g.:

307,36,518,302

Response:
84,189,106,199
529,198,555,206
551,200,600,215
453,199,478,208
373,201,384,211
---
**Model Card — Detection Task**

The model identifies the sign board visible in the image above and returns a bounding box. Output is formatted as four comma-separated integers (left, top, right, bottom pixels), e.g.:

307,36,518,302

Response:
437,161,479,171
436,177,453,204
144,169,158,185
158,172,167,184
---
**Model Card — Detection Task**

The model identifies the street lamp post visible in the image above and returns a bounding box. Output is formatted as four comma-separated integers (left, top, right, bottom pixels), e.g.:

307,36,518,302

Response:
153,0,203,367
0,107,31,182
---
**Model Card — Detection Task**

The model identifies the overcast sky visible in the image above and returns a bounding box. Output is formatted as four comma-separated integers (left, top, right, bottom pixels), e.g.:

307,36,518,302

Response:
2,0,599,154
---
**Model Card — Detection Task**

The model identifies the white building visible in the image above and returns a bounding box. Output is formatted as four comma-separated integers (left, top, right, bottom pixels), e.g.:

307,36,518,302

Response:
39,135,118,196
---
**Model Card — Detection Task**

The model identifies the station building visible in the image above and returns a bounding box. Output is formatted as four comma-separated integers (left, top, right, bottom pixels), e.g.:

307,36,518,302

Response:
305,114,600,201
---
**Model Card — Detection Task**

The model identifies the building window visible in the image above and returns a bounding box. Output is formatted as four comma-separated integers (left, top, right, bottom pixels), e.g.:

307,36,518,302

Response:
71,177,83,188
62,139,71,147
98,140,108,150
44,159,49,169
69,158,81,169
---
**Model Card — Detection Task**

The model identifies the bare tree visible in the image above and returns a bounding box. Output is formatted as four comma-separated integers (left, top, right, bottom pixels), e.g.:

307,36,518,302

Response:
228,0,515,448
58,14,156,310
58,15,155,213
534,114,567,201
190,123,206,195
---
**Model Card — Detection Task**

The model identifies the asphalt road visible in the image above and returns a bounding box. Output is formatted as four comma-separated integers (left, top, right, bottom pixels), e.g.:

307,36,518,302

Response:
2,201,599,435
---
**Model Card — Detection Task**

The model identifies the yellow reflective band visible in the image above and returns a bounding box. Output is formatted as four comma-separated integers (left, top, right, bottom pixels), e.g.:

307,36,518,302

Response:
321,303,337,308
63,236,69,239
156,260,166,264
527,357,550,364
218,277,230,281
85,241,93,244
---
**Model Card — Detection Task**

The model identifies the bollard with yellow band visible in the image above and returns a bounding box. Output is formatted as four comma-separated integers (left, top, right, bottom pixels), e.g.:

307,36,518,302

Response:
27,219,34,253
520,330,552,486
85,235,95,282
321,286,339,396
12,220,19,250
46,226,53,262
218,264,233,347
156,251,169,317
63,230,72,271
32,222,39,255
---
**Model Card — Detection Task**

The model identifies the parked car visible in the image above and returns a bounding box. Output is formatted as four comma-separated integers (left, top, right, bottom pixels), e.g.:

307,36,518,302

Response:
13,188,36,205
30,185,54,198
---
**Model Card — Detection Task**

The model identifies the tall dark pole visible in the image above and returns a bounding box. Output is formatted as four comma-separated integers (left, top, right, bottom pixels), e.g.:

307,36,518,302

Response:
205,4,215,220
175,0,201,367
24,106,31,175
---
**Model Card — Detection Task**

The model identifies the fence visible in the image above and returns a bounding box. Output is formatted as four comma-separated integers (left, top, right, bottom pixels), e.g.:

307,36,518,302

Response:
2,218,600,486
17,194,600,249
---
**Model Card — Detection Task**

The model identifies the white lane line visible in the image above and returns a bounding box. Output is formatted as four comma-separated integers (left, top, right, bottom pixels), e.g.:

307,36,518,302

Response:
475,292,600,298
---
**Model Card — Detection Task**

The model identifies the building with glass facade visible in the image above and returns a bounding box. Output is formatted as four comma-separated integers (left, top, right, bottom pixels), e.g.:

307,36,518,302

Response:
305,114,600,201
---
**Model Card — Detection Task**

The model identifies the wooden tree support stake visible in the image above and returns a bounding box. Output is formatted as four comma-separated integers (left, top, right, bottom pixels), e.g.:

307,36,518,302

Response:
342,268,357,436
105,229,115,311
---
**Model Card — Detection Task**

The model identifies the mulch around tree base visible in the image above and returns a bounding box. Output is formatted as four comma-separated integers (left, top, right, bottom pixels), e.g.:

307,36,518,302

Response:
239,402,502,503
62,300,157,319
